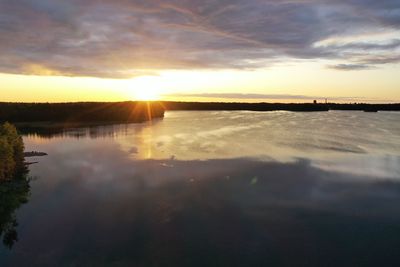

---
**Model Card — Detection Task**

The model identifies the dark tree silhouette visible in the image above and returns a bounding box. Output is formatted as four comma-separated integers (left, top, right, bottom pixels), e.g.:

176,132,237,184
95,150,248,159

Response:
0,102,165,123
161,101,400,112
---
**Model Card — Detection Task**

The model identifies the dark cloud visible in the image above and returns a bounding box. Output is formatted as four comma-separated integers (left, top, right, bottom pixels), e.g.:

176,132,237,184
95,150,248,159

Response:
325,39,400,51
0,0,399,78
327,64,373,71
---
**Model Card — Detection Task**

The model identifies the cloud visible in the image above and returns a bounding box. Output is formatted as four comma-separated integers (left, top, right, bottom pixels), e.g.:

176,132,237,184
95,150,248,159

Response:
170,93,320,100
0,0,399,78
325,39,400,51
327,64,373,71
166,93,367,101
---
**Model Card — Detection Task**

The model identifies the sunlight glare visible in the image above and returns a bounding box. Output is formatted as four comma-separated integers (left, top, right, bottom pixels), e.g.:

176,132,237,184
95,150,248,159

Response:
135,89,160,101
129,76,163,101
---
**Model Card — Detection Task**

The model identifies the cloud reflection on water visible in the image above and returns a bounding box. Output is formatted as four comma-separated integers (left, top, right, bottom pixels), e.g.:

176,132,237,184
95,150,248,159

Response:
2,150,400,266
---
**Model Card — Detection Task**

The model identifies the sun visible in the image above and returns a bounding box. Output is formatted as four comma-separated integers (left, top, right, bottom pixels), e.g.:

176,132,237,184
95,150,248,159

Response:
127,76,164,101
135,89,160,101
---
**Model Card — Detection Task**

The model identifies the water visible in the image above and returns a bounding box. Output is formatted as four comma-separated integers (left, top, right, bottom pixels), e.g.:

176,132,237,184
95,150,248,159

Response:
1,111,400,266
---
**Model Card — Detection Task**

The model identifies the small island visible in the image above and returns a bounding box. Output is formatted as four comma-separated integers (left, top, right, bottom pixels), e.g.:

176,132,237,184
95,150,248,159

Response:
24,151,48,157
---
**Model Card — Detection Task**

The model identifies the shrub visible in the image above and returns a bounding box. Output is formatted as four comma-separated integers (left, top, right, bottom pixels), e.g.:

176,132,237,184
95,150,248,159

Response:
0,123,25,181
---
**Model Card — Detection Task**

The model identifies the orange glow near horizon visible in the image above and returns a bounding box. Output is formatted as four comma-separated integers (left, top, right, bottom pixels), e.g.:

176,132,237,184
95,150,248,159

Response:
1,61,400,103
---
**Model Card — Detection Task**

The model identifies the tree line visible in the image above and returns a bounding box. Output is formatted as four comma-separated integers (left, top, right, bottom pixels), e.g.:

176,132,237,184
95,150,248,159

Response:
1,102,398,125
161,101,400,112
0,102,165,123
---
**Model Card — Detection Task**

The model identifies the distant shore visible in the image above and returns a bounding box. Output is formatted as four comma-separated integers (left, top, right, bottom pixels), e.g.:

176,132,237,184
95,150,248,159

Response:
161,101,400,112
1,101,398,130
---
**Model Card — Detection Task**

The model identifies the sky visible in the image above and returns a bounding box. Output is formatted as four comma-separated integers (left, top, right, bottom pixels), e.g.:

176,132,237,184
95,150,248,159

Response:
0,0,399,103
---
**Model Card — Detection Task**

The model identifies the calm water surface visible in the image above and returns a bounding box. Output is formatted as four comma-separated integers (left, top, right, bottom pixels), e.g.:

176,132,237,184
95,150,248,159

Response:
1,111,400,266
